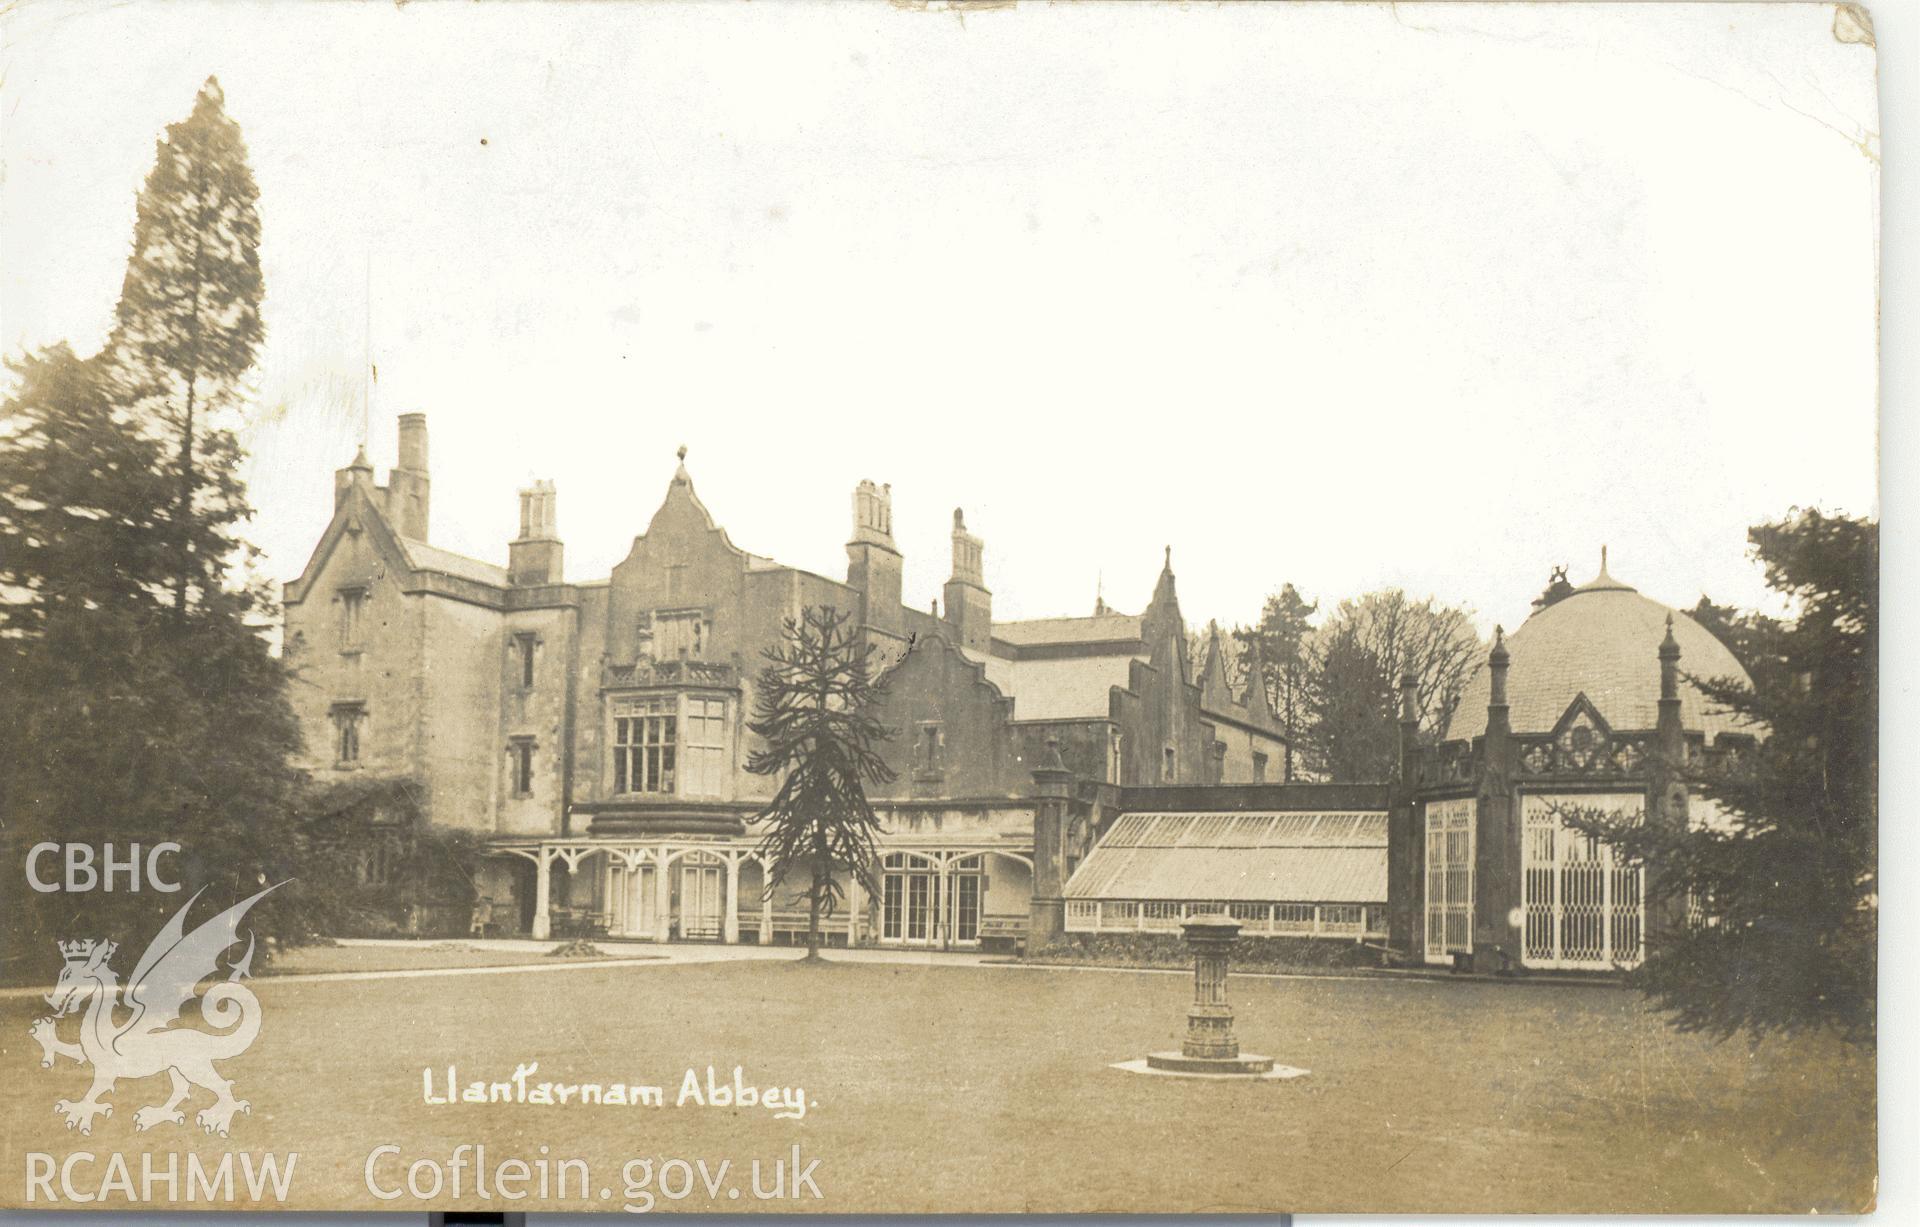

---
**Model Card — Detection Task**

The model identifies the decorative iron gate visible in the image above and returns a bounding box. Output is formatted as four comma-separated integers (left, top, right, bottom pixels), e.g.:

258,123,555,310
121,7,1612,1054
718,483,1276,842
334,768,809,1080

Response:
1521,793,1644,970
1423,798,1474,964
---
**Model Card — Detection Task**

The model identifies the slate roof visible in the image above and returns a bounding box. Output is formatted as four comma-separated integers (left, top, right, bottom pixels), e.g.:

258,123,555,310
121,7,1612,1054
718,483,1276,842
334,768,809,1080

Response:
960,648,1139,721
990,613,1144,648
1449,570,1755,742
398,537,510,588
1065,811,1388,903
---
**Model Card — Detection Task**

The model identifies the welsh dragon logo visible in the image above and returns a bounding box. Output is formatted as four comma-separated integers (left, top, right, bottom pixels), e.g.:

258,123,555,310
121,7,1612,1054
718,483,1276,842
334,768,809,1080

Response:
29,884,280,1137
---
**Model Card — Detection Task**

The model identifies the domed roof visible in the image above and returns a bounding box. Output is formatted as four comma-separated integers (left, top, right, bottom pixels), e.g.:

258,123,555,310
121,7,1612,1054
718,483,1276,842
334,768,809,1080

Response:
1448,560,1755,743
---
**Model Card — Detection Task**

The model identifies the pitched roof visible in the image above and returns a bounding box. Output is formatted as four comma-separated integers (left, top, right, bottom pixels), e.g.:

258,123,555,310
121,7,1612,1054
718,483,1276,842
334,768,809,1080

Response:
1449,572,1755,742
398,537,509,587
959,648,1139,721
1065,811,1388,903
990,613,1143,647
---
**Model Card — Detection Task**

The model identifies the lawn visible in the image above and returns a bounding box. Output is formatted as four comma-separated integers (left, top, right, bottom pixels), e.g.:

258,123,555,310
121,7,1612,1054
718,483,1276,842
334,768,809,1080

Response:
261,942,652,977
0,957,1874,1214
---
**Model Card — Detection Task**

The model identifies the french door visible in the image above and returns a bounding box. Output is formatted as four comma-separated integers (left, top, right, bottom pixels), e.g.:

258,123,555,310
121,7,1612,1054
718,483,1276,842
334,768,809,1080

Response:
1423,799,1474,964
1521,794,1645,970
608,864,657,938
880,855,983,947
680,863,724,941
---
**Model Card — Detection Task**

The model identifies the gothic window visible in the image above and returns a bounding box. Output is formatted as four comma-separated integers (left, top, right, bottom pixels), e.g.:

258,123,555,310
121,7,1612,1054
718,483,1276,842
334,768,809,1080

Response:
331,702,365,766
917,723,945,775
509,737,535,797
337,586,367,652
513,633,537,689
1253,751,1269,784
1162,744,1176,782
1108,729,1125,784
361,832,400,887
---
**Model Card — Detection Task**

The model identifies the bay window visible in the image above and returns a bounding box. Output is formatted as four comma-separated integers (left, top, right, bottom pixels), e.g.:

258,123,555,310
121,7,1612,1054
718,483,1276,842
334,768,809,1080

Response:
610,692,732,797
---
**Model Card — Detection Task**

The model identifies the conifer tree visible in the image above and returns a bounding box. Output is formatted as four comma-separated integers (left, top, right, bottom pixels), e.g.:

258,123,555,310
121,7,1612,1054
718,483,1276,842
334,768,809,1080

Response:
1233,583,1318,780
0,81,309,979
1571,511,1877,1042
109,76,264,617
745,606,898,960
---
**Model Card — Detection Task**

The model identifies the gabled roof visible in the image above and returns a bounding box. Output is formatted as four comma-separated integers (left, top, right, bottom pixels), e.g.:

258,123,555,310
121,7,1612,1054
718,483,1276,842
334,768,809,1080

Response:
991,613,1144,648
1065,811,1388,903
399,537,508,588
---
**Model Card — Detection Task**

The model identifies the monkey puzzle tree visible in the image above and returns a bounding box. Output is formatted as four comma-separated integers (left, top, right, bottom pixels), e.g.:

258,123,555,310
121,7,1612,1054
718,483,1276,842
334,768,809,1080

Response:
745,606,898,961
108,75,265,618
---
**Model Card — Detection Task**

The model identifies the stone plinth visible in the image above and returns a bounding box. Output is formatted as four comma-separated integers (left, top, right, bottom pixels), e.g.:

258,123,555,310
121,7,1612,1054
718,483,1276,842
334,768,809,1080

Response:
1136,912,1288,1078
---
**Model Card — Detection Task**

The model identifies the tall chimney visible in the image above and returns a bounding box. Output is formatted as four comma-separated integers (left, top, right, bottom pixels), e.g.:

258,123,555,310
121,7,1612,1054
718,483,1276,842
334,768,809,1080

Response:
845,480,903,635
509,480,563,586
943,508,991,651
387,413,431,539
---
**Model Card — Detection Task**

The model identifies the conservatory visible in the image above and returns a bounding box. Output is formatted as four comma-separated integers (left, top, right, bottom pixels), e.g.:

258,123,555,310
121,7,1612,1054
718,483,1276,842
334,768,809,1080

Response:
1061,810,1389,941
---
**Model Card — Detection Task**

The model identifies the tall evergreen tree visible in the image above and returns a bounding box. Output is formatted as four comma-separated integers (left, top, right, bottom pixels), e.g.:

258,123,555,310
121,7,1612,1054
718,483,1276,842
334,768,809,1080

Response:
745,606,898,961
0,346,173,635
1232,582,1318,780
1571,511,1877,1042
109,76,265,617
0,81,310,980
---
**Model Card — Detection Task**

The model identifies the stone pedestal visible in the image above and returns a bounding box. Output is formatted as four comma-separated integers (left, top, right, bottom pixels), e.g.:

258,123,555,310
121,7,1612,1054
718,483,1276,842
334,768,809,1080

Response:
1144,913,1277,1076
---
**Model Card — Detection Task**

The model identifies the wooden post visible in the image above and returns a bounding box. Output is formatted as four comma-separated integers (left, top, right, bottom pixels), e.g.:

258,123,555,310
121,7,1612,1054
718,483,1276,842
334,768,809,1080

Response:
654,852,671,944
846,874,862,947
531,847,553,940
759,861,774,944
724,856,741,944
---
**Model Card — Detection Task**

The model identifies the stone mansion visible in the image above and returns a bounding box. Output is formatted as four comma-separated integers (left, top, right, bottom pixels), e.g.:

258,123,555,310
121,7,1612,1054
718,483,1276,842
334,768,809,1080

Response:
286,415,1758,972
284,415,1290,947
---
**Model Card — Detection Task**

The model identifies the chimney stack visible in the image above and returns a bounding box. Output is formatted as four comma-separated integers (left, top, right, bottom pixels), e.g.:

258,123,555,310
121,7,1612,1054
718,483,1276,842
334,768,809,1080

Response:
509,480,564,586
386,414,431,539
943,509,991,651
845,480,903,635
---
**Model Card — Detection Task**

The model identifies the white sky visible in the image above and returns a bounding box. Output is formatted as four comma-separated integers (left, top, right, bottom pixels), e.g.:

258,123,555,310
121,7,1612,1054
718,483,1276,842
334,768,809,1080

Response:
0,1,1880,638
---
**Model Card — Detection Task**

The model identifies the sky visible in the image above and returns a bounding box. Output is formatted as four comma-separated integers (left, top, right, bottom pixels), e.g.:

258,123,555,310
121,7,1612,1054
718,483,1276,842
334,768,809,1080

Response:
0,1,1880,639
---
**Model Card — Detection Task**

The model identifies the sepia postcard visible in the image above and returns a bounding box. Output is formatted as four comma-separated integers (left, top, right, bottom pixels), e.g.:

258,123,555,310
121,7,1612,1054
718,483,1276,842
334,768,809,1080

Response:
0,0,1883,1218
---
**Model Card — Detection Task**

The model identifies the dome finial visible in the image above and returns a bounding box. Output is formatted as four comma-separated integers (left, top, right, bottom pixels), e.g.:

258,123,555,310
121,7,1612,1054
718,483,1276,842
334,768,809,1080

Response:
1574,544,1635,594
